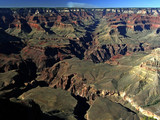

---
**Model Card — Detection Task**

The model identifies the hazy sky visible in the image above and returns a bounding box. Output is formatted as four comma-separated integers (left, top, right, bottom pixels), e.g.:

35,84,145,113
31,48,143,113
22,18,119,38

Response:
0,0,160,8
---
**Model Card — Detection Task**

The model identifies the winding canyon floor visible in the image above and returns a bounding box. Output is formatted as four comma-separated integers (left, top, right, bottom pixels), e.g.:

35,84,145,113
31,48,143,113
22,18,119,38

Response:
1,8,160,120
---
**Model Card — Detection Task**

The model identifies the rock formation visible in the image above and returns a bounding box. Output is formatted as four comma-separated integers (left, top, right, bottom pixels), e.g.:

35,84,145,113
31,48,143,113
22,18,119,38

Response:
1,8,160,120
19,87,77,120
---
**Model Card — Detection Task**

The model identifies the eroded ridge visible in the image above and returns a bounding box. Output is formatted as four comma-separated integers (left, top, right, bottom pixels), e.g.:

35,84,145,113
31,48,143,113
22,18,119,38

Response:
120,92,160,120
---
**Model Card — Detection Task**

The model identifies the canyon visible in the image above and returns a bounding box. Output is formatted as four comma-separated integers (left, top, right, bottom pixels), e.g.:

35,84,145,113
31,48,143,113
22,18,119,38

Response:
1,8,160,120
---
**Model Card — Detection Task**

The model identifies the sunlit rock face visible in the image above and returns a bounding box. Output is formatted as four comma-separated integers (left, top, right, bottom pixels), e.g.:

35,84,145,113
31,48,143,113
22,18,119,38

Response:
116,48,160,118
141,48,160,72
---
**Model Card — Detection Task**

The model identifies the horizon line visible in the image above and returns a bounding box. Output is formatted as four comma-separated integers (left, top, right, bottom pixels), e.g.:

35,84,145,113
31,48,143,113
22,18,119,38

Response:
0,7,160,9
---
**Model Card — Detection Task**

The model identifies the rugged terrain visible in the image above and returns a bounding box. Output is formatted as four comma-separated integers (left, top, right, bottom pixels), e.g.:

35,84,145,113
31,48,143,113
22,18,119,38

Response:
1,8,160,120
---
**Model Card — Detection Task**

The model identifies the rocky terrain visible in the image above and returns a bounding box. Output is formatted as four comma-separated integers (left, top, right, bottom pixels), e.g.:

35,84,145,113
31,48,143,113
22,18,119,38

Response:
1,8,160,120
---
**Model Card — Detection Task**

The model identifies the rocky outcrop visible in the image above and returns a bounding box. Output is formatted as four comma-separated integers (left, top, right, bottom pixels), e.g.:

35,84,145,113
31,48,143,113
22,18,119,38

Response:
36,58,122,103
19,87,77,120
0,70,18,90
140,48,160,72
21,45,78,71
120,92,160,120
114,48,160,119
0,54,22,72
87,97,139,120
84,44,127,63
36,61,96,101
